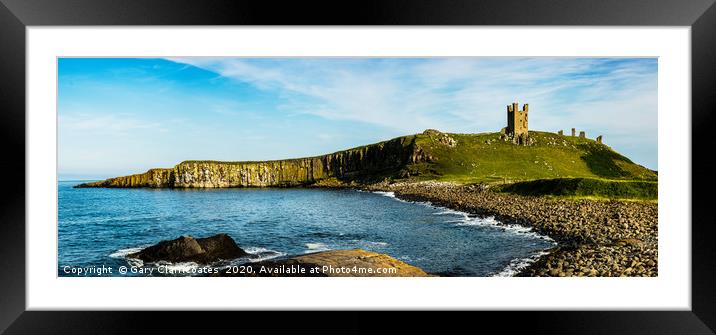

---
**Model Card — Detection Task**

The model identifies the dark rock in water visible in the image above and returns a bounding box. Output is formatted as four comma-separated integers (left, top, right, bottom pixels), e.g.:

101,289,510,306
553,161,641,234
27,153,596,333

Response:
195,234,248,261
128,234,247,264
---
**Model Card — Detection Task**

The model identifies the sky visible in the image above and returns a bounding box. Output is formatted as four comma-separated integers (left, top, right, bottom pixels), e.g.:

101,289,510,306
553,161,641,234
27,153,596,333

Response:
58,57,658,180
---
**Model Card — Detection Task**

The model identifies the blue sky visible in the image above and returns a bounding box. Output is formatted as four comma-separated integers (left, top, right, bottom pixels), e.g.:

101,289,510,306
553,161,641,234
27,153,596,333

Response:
58,57,657,180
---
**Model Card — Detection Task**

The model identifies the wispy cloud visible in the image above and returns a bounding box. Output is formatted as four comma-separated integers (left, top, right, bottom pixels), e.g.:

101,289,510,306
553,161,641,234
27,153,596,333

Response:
166,58,656,137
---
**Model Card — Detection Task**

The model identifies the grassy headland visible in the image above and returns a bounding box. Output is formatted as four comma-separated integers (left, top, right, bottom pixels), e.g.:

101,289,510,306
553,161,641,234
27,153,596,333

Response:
78,129,656,201
406,130,656,185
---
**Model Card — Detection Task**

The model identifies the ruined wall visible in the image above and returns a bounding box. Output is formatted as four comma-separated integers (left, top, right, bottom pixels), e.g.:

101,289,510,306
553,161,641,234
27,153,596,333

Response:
506,102,529,144
76,136,428,188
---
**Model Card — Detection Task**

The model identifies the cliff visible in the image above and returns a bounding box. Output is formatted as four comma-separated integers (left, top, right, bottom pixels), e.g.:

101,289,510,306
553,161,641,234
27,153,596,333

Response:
76,129,657,189
76,135,430,188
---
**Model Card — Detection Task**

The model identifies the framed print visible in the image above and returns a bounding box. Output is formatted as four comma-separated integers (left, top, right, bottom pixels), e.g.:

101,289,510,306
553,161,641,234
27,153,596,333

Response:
1,0,715,333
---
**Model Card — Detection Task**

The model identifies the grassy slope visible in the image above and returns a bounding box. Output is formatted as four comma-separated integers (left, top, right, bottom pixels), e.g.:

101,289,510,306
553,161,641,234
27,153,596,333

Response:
407,131,657,184
492,178,658,200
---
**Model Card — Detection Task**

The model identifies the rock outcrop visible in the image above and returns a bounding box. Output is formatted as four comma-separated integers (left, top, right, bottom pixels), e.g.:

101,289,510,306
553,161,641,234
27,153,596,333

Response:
128,234,248,264
232,249,430,277
422,129,457,147
77,136,429,188
125,234,429,277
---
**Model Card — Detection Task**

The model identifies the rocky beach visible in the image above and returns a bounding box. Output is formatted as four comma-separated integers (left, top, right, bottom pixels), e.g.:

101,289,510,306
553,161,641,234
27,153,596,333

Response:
364,181,658,277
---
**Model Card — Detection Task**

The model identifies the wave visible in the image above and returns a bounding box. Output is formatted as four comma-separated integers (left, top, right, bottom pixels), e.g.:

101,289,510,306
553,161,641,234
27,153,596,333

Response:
372,191,419,204
432,209,465,215
372,191,395,197
371,190,554,242
108,247,145,258
453,215,552,239
305,242,330,252
492,250,552,277
459,217,558,243
240,246,287,262
109,246,148,267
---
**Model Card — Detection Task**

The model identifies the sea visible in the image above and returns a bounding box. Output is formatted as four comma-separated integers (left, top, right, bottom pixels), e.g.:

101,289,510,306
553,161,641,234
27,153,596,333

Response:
58,181,555,277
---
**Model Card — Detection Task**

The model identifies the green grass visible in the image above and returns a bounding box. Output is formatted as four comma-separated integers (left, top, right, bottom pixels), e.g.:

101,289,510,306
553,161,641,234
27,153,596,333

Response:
492,177,658,200
406,131,657,184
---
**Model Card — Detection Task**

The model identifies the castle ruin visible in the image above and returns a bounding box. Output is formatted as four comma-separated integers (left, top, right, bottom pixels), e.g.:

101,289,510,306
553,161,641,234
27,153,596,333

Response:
505,102,529,145
500,103,605,146
557,127,605,144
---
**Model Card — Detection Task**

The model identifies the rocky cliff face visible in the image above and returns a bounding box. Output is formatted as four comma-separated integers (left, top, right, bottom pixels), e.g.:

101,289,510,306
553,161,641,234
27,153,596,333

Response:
78,168,174,188
77,136,430,188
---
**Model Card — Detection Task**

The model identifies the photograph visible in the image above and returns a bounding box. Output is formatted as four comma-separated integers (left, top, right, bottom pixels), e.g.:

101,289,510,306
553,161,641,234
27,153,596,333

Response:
58,57,658,278
4,0,714,332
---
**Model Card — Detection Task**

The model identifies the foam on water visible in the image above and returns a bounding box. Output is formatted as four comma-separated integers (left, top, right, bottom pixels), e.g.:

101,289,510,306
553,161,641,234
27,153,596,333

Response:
126,258,144,268
244,246,274,254
373,191,419,204
377,191,554,242
305,242,330,252
108,247,145,258
241,246,287,262
373,189,557,276
109,246,148,267
454,215,555,241
373,191,395,197
492,250,552,277
433,209,464,215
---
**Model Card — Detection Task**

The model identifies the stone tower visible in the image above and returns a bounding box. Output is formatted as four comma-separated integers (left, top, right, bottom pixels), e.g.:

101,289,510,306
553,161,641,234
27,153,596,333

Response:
506,102,529,144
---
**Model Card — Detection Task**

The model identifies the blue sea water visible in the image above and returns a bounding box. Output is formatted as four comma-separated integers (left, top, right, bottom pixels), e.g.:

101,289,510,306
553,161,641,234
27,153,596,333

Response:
58,181,555,277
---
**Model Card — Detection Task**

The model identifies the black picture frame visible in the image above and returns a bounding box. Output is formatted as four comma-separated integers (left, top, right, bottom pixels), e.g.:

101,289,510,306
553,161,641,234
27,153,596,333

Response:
1,0,714,333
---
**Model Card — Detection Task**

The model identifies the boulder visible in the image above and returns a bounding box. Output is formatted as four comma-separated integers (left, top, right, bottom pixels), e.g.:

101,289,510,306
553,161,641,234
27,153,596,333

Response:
195,234,248,261
288,249,429,277
128,234,247,264
225,249,430,277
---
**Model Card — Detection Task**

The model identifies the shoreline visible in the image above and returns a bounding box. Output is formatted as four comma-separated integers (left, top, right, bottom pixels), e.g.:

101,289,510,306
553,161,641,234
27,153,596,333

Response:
363,181,658,277
368,189,556,277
